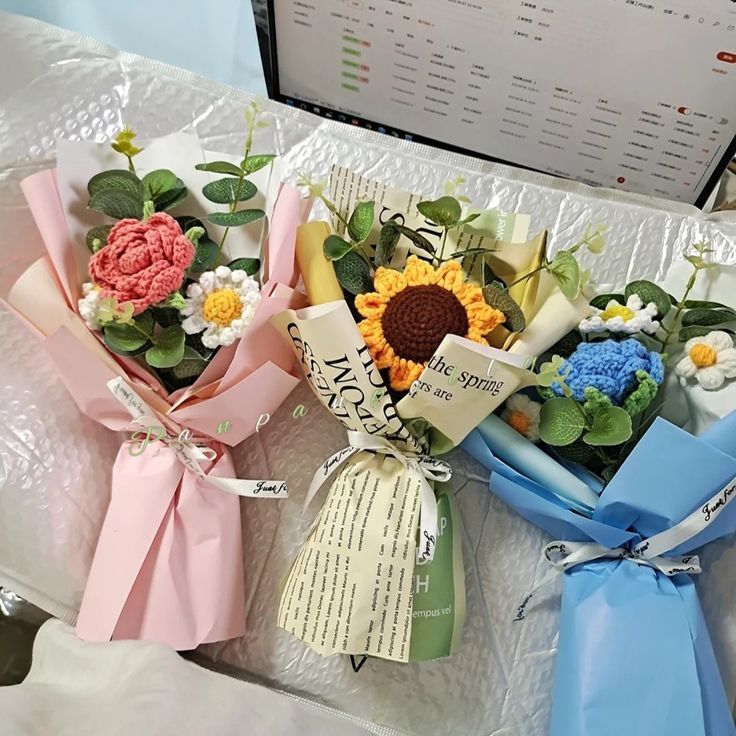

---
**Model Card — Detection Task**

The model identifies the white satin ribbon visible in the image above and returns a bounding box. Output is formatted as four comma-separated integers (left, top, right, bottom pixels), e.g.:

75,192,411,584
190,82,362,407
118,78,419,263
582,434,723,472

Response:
108,377,287,498
304,430,452,563
513,472,736,622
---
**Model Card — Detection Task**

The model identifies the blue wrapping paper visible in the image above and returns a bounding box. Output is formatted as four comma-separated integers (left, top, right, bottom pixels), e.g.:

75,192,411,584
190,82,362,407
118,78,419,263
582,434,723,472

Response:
462,410,736,736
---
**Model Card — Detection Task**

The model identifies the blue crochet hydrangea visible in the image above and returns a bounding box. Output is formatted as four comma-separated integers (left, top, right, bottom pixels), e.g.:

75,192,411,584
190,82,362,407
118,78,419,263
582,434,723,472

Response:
552,339,665,405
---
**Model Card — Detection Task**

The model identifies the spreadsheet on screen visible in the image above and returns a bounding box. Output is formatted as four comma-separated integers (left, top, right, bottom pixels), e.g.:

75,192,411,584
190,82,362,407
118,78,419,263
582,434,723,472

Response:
270,0,736,206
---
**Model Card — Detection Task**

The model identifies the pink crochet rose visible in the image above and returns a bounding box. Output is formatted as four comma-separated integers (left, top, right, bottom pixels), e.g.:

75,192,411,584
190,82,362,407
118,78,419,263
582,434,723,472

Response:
89,212,195,314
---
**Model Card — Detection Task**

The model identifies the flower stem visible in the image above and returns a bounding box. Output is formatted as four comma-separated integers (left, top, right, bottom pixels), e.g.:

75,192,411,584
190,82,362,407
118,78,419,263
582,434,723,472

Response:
507,263,547,289
438,228,449,263
658,266,699,355
129,319,157,345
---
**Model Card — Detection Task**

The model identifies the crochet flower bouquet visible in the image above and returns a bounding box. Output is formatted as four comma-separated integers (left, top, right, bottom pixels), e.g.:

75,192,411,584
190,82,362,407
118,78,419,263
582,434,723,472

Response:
269,172,600,663
462,245,736,735
4,113,306,649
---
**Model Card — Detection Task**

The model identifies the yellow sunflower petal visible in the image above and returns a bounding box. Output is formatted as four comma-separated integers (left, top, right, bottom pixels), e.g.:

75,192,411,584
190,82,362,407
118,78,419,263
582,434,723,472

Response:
456,283,484,307
403,255,436,286
466,301,506,339
388,358,425,392
374,267,406,298
355,292,388,320
434,260,465,292
358,319,395,369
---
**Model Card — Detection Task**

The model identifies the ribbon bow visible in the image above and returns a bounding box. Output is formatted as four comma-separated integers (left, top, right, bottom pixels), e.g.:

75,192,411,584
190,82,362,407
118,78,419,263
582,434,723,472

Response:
108,377,287,498
514,471,736,622
304,430,452,562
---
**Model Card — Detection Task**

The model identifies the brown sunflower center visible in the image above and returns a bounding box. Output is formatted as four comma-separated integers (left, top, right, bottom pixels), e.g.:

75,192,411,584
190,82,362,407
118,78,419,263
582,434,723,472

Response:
381,284,469,362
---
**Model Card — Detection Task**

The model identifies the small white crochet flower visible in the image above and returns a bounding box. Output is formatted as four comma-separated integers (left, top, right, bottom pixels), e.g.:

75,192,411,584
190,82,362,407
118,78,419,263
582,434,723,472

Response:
501,393,542,442
78,283,103,329
675,330,736,391
579,294,659,335
182,266,260,349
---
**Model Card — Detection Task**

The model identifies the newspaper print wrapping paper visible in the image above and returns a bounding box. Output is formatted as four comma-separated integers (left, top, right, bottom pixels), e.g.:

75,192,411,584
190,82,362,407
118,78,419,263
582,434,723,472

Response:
2,11,736,735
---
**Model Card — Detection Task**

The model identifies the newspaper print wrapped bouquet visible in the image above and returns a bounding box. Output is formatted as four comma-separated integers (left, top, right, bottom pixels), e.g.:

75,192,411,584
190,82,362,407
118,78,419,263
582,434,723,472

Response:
3,105,307,649
270,168,605,663
462,246,736,735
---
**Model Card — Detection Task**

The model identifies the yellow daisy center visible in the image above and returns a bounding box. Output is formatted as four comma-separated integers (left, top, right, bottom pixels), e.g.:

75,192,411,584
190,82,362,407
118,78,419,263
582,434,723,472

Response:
202,288,242,327
600,304,635,322
507,410,532,435
689,343,718,369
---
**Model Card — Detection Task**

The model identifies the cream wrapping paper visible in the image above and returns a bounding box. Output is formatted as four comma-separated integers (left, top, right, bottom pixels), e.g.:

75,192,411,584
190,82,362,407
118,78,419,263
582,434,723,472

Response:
272,301,423,661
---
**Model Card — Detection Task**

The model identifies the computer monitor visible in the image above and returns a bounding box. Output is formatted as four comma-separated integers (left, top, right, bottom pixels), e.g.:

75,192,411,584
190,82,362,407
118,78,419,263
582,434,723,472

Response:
267,0,736,207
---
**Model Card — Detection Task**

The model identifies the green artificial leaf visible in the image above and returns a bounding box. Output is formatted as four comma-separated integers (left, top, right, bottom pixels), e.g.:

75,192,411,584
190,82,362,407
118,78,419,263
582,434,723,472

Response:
103,318,150,354
582,386,613,418
184,226,205,245
87,169,142,198
202,177,257,204
89,189,144,220
459,212,481,226
175,216,206,232
537,355,568,388
417,196,462,228
151,307,180,328
157,292,186,311
375,221,400,266
207,209,265,227
678,325,735,342
142,169,177,200
583,406,632,446
683,299,735,311
146,324,186,369
333,251,373,295
348,201,375,243
195,161,243,176
482,284,526,332
685,254,709,270
538,397,586,446
548,250,581,299
154,184,188,212
241,154,276,174
85,225,112,252
624,280,671,318
553,439,595,465
681,307,736,328
601,464,619,484
622,370,661,418
323,234,353,261
228,257,260,276
590,293,625,310
190,237,219,272
394,223,435,254
171,346,208,379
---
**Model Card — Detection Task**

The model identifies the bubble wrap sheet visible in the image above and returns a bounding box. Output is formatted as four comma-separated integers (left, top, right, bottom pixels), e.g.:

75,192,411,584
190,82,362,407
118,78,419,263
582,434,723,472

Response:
2,12,736,736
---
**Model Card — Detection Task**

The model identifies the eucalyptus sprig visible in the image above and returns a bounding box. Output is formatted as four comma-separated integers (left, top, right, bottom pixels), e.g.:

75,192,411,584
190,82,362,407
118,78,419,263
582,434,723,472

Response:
507,223,608,299
195,100,272,265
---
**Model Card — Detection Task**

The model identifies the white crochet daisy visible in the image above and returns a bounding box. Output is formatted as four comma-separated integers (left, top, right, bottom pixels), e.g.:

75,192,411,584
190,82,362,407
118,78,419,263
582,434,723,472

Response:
182,266,260,349
675,330,736,391
78,282,134,330
501,393,542,442
579,294,659,335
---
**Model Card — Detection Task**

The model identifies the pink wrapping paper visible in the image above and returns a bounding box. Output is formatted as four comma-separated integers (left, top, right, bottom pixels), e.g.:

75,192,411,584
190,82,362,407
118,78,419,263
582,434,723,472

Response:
8,169,306,649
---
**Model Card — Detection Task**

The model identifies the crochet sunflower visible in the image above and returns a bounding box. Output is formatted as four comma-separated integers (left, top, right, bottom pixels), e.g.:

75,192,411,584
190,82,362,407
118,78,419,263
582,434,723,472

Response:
356,256,506,391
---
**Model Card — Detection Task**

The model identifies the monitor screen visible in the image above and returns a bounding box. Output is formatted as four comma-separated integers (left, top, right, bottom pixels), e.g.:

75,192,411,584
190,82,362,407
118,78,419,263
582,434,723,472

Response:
268,0,736,207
